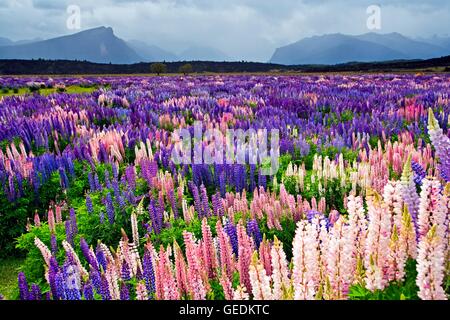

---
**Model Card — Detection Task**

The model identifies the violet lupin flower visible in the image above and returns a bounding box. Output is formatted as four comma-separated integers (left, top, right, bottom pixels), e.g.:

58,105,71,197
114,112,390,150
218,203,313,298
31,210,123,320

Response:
30,284,41,300
48,256,60,299
104,192,115,225
121,260,132,281
55,271,66,300
83,282,94,300
65,220,73,246
59,167,69,189
143,248,156,298
225,220,239,257
96,244,108,272
69,208,78,235
50,233,58,255
200,184,211,217
246,219,262,249
100,274,111,300
189,181,203,218
88,171,95,192
18,272,29,300
428,108,450,183
120,282,130,300
411,161,426,186
63,260,81,300
90,268,102,293
86,195,94,214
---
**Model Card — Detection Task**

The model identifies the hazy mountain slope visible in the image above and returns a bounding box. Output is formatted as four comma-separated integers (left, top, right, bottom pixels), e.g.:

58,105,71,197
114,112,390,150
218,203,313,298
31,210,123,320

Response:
127,40,178,62
270,33,407,65
0,27,142,64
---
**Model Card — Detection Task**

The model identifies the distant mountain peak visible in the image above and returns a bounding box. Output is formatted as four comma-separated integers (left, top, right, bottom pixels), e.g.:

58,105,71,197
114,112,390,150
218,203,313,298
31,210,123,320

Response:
270,32,450,65
0,26,142,64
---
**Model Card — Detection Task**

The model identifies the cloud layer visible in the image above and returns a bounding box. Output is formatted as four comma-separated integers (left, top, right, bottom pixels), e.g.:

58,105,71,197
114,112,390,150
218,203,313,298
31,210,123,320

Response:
0,0,449,61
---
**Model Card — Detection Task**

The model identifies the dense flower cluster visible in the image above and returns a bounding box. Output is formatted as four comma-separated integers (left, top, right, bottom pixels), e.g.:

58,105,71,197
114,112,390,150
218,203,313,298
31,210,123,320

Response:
0,74,448,300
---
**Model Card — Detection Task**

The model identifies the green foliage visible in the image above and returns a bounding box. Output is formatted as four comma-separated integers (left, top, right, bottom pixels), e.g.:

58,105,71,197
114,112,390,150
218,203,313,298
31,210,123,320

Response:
150,63,167,75
0,169,64,259
349,259,419,300
179,63,194,75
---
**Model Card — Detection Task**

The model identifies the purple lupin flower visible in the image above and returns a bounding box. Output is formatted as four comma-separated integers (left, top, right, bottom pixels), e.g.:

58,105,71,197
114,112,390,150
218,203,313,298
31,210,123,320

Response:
96,244,107,272
167,189,179,218
100,274,111,300
212,192,224,217
94,173,102,191
188,181,202,218
50,233,58,255
88,171,95,192
148,199,162,234
143,249,155,298
104,192,115,224
63,259,81,300
30,284,41,300
59,167,69,189
99,211,105,224
48,256,59,300
411,161,426,185
125,165,136,191
104,169,112,189
121,260,131,281
200,184,211,217
120,283,130,300
80,237,96,269
86,195,94,214
65,220,73,246
90,268,102,293
18,272,29,300
246,219,262,249
83,282,94,300
55,271,66,300
225,220,238,257
69,208,78,235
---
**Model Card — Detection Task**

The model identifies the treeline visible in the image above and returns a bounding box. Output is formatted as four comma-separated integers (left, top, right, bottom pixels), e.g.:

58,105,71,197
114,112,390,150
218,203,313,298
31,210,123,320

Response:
0,56,449,74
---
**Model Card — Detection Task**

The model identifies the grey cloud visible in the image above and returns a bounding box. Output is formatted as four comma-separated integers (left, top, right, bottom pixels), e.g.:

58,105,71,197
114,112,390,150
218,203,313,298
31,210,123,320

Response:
0,0,449,61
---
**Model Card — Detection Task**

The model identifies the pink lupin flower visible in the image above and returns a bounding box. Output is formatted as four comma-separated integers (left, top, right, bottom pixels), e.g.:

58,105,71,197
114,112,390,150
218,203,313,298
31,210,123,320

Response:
34,211,41,227
418,178,447,242
364,191,392,291
55,205,62,223
201,218,217,278
292,220,319,300
183,231,207,300
258,236,272,277
270,236,291,299
216,220,234,280
326,217,356,300
249,251,273,300
48,208,55,233
136,281,149,300
174,241,189,297
232,285,250,300
158,245,180,300
219,272,234,300
237,222,254,293
416,225,447,300
34,237,52,267
383,181,404,232
400,155,420,225
388,205,416,283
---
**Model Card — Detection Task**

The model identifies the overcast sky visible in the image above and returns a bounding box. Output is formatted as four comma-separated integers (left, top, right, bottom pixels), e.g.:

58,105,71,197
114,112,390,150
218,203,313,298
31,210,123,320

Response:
0,0,449,61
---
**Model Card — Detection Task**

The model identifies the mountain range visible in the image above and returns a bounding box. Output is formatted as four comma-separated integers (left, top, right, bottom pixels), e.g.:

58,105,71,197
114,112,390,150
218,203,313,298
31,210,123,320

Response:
0,27,232,64
0,27,449,65
270,32,450,65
